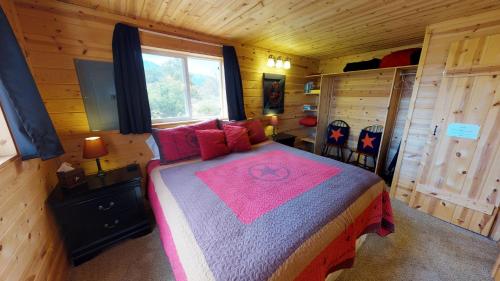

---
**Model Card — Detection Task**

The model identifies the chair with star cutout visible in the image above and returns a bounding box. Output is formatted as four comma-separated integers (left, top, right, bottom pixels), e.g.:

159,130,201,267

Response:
321,120,350,162
347,125,383,171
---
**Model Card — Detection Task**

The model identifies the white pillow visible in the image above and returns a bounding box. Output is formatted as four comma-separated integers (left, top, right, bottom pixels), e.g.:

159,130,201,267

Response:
146,135,160,160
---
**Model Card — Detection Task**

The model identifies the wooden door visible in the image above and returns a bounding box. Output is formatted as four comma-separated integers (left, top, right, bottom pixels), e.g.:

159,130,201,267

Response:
410,34,500,235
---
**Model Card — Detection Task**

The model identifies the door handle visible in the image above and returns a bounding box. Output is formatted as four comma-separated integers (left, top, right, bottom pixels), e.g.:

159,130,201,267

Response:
98,201,115,211
104,219,120,229
433,125,438,136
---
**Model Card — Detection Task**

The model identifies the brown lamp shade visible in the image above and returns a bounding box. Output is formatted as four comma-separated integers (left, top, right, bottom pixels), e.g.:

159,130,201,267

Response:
270,115,279,126
83,136,108,159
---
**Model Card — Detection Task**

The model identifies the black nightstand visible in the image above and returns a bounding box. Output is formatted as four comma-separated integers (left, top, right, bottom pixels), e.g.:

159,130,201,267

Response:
48,164,151,266
273,133,296,147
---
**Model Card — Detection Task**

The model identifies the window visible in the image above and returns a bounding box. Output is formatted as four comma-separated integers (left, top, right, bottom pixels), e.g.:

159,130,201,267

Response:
142,51,227,123
0,105,17,163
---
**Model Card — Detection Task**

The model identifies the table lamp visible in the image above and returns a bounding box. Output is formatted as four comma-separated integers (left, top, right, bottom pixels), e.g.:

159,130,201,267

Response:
270,115,279,139
83,136,108,177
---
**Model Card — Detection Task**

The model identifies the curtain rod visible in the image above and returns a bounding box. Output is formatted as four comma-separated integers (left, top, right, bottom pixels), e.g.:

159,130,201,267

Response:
139,28,223,48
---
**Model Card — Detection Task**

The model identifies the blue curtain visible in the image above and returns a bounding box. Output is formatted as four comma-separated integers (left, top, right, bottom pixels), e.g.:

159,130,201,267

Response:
112,23,152,134
222,45,246,121
0,7,63,160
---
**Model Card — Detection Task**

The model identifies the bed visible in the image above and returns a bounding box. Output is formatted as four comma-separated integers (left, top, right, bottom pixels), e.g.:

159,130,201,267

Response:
147,140,394,281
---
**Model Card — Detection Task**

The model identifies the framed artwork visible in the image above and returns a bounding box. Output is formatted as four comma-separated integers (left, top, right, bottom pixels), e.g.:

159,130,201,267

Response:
262,73,285,115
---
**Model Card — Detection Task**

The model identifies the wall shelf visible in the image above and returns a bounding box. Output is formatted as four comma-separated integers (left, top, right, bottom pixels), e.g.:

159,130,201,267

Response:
301,137,316,144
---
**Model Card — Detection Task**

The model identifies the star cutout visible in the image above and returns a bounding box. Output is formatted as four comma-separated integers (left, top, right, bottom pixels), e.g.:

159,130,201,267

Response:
330,128,344,142
259,166,279,177
361,133,376,149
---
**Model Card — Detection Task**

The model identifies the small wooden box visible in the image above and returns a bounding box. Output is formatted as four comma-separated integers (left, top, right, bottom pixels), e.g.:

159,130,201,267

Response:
57,168,86,189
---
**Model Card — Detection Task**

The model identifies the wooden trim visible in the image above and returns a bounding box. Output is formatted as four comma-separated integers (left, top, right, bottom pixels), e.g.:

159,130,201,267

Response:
314,75,333,154
375,68,403,174
415,184,496,215
389,28,432,198
0,155,18,169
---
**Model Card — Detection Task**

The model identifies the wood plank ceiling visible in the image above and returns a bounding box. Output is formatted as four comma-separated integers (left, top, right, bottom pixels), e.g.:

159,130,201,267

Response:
56,0,500,58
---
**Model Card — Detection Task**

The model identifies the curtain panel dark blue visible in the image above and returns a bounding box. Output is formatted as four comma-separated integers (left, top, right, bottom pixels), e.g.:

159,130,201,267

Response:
222,45,246,121
112,23,152,134
0,7,64,160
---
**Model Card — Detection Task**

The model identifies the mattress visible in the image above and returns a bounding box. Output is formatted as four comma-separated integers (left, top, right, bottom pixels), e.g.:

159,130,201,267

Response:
147,141,394,281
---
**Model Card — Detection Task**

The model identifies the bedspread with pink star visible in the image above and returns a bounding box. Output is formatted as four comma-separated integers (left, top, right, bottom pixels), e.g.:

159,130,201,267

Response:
196,150,342,224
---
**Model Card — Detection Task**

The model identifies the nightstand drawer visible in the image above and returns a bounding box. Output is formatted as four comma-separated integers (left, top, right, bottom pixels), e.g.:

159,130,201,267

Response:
94,209,143,237
71,209,143,251
72,188,139,220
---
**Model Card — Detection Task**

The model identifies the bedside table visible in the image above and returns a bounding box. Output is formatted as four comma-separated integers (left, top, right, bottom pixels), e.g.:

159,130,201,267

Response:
48,164,151,266
273,133,296,147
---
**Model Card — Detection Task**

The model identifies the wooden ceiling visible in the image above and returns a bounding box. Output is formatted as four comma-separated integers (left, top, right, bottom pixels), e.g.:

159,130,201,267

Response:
57,0,500,58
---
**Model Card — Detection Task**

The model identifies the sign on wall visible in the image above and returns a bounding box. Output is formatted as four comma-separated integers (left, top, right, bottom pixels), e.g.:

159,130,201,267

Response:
446,123,480,140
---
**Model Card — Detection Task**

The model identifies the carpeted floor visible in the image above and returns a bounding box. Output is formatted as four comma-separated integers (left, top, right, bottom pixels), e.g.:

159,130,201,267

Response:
70,200,497,281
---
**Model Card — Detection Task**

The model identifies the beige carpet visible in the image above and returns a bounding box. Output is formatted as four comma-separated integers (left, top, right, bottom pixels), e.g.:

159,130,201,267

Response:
70,200,497,281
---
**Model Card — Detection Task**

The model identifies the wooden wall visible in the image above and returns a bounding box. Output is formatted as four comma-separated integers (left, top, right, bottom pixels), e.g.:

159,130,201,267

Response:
389,9,500,239
0,0,69,280
327,68,395,151
13,0,319,175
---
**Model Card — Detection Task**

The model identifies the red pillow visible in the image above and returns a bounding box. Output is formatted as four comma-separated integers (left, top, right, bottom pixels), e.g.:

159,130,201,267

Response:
152,119,218,164
195,129,230,160
223,125,251,152
299,116,317,127
244,119,268,144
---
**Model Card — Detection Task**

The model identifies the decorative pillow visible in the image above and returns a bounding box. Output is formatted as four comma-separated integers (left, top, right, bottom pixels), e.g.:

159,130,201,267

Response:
195,129,230,160
326,125,349,145
220,119,268,144
357,130,382,155
243,119,267,144
145,135,160,160
223,125,251,152
299,116,317,127
152,119,218,164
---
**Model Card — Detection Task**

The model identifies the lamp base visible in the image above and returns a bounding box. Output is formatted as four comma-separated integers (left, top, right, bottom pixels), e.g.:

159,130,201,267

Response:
95,158,106,177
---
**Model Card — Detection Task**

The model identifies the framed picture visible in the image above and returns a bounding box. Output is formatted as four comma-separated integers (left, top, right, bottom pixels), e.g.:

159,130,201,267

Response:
262,73,285,115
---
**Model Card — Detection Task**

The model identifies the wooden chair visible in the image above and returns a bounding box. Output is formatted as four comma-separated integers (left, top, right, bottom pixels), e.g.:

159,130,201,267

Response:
347,125,383,171
321,120,350,162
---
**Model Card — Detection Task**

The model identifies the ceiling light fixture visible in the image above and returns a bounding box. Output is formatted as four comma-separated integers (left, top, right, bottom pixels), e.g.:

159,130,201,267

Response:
284,57,291,69
266,55,291,69
267,55,276,67
275,56,284,68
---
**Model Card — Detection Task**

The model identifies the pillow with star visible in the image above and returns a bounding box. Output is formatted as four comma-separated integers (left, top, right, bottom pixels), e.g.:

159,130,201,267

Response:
356,129,382,155
326,125,349,145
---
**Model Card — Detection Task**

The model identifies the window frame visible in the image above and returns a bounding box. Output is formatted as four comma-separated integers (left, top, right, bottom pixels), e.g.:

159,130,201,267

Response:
0,103,18,166
141,47,228,125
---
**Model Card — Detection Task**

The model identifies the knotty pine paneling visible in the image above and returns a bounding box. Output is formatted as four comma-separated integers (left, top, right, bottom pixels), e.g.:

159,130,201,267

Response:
13,0,319,175
54,0,500,59
0,0,69,280
389,9,500,239
326,69,395,150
